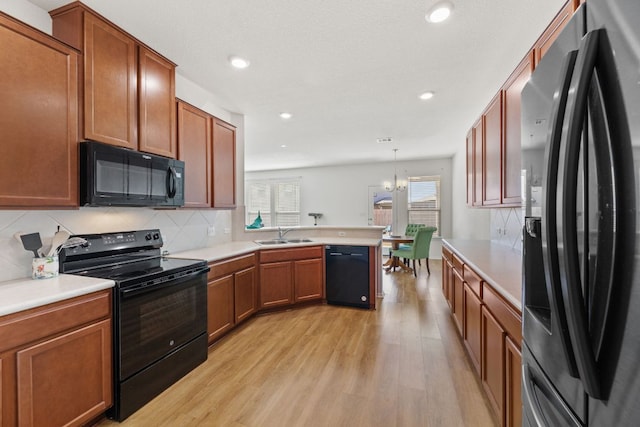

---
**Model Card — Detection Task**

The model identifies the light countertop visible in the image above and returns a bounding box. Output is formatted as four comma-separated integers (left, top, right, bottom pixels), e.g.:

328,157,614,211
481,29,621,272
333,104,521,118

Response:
1,237,381,317
173,238,381,263
0,275,115,317
442,239,522,311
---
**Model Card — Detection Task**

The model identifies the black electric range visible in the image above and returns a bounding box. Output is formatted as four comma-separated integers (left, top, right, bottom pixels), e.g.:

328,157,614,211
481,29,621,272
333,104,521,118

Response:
59,229,209,421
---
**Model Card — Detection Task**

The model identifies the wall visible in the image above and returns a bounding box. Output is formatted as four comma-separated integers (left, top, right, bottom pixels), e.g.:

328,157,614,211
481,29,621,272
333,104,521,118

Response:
0,1,241,282
246,157,453,258
450,149,491,240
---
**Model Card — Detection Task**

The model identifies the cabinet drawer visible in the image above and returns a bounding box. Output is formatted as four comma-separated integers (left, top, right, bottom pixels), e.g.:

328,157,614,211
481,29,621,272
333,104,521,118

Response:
483,284,522,344
0,290,112,353
452,252,464,273
208,253,256,280
464,265,483,298
442,246,453,262
260,246,323,263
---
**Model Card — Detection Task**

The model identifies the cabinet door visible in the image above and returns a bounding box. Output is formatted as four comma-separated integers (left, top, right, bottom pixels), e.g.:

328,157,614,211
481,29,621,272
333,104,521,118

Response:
212,119,237,208
207,275,235,343
463,283,482,375
294,258,324,302
83,12,137,149
0,15,79,207
234,266,257,324
16,319,112,427
260,261,293,308
472,119,483,206
452,268,464,334
138,46,176,158
466,128,475,207
502,53,533,206
177,100,212,207
505,336,522,427
534,0,577,64
481,305,506,418
482,93,502,206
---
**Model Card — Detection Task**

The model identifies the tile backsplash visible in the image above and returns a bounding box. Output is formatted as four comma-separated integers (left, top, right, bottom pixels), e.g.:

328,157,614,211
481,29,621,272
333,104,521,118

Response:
490,208,524,252
0,208,232,282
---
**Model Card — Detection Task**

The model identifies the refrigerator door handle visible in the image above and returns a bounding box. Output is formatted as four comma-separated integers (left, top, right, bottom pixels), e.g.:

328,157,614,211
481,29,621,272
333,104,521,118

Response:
522,363,582,427
541,49,580,378
560,30,635,399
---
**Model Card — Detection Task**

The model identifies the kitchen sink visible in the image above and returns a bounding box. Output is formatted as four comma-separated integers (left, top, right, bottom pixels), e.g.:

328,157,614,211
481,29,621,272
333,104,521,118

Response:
255,238,313,245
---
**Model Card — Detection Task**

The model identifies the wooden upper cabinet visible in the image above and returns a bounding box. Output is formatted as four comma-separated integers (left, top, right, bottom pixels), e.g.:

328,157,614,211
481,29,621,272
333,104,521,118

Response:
466,129,474,207
212,119,237,208
51,2,176,157
534,0,578,64
138,46,177,157
472,119,483,207
0,12,79,207
177,100,212,208
482,93,502,206
502,52,534,206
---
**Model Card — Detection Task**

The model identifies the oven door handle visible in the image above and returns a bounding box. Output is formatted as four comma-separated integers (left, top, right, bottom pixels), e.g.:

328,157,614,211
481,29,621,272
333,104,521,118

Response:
120,267,209,299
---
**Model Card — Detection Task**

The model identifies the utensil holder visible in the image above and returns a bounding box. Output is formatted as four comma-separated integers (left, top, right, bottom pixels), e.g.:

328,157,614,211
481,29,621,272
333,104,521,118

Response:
32,256,59,279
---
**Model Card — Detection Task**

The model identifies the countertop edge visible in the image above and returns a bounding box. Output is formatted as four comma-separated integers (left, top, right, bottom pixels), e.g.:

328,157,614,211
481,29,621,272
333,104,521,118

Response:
0,275,115,317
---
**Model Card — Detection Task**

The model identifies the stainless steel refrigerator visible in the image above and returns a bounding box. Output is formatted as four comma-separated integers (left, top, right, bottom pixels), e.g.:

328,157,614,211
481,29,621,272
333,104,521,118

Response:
521,0,640,425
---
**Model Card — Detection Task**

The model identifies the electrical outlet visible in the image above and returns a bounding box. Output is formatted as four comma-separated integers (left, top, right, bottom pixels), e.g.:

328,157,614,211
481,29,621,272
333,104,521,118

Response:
224,228,231,234
207,226,216,236
338,231,346,237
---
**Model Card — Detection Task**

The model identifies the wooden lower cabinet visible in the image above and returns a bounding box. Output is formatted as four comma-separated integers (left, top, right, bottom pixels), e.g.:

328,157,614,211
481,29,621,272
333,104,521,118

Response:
259,246,324,309
234,267,258,323
463,283,482,374
505,335,522,427
207,254,257,344
0,290,112,427
207,275,235,342
16,320,111,427
482,305,506,419
452,267,464,334
441,245,522,427
260,261,294,308
293,258,324,302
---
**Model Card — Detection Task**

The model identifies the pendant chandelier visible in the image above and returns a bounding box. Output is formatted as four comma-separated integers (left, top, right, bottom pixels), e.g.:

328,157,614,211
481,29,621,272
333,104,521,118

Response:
384,148,407,192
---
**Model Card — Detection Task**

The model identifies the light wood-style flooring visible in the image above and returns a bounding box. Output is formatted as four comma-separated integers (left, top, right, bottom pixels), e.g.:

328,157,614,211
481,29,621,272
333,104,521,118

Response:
98,259,497,426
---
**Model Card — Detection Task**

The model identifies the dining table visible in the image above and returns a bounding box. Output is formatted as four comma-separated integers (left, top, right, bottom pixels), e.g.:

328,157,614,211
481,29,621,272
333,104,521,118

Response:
382,234,414,272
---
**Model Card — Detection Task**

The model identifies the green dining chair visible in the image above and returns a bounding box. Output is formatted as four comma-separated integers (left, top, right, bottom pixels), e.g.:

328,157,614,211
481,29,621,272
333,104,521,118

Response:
392,226,437,276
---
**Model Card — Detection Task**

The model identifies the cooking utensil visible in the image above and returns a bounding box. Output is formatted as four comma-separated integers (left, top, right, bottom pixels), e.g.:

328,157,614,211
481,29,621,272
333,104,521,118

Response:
20,233,43,258
47,230,71,257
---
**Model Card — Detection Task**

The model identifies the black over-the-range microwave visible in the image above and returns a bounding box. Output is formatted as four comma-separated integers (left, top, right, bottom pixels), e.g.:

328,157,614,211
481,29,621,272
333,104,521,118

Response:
80,141,185,207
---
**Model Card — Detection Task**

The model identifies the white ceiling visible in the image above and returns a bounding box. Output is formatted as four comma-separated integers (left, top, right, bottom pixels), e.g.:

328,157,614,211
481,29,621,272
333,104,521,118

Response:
29,0,566,172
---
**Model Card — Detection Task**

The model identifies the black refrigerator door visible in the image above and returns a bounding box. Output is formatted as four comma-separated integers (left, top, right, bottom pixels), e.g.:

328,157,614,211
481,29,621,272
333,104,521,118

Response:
585,1,640,424
521,6,588,424
522,344,583,427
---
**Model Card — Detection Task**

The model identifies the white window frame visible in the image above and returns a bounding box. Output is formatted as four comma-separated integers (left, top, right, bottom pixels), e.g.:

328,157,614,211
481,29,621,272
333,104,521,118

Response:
245,178,301,227
407,175,441,237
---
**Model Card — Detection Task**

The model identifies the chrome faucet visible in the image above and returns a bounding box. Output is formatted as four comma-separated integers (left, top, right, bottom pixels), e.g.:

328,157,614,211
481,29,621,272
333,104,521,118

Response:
278,227,293,240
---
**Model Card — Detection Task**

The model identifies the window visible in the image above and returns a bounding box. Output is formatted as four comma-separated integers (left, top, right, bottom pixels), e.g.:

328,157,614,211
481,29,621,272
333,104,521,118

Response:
246,179,301,227
408,175,440,236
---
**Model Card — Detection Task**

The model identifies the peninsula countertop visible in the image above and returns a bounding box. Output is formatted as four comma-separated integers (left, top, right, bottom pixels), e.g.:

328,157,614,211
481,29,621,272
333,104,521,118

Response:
442,239,522,311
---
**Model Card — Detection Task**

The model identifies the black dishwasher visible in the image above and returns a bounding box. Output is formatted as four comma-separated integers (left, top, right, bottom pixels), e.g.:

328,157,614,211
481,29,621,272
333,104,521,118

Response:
325,245,370,309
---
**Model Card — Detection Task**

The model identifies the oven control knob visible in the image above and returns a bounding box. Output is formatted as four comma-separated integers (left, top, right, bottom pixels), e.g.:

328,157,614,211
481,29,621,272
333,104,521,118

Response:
145,233,152,241
153,232,160,240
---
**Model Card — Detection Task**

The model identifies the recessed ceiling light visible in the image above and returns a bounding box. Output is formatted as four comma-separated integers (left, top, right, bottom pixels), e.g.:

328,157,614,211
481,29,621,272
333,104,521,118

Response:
426,1,453,23
419,91,435,100
279,112,292,119
281,144,288,148
229,56,250,69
